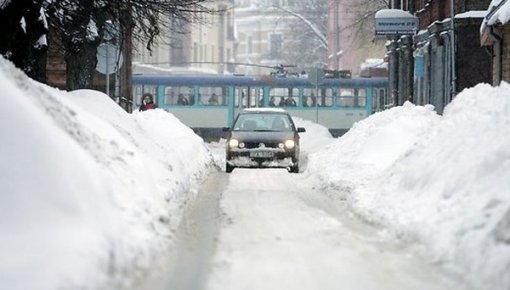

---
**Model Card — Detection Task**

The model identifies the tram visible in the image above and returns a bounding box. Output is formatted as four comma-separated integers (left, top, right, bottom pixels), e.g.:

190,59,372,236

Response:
132,74,388,140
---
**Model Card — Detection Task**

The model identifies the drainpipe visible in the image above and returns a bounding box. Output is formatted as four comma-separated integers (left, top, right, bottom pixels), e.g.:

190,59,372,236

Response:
489,26,503,85
450,0,456,98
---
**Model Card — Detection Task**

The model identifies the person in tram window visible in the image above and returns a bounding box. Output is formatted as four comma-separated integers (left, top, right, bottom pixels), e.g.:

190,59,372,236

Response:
177,93,189,105
278,96,285,107
189,93,195,105
311,93,318,107
139,93,157,111
284,96,296,106
269,96,277,107
208,93,219,105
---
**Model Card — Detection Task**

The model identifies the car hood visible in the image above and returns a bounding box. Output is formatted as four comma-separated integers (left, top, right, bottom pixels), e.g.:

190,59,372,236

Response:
230,131,297,143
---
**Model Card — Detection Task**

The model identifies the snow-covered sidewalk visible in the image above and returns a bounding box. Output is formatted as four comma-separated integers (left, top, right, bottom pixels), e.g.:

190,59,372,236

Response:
0,58,216,290
306,85,510,290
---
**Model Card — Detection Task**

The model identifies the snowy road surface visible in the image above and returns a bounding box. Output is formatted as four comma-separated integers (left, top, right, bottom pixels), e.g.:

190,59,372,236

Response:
140,169,474,290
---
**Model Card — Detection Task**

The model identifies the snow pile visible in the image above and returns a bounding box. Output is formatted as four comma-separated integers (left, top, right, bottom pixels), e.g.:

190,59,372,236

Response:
293,117,336,154
307,84,510,290
307,102,440,188
0,58,215,290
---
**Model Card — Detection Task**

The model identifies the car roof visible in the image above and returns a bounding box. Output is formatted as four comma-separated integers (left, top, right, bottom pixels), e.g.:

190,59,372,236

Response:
241,108,288,114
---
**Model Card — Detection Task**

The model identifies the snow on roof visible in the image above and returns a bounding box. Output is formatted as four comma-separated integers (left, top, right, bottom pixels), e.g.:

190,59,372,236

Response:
481,0,510,32
456,10,487,19
361,59,386,70
375,9,415,19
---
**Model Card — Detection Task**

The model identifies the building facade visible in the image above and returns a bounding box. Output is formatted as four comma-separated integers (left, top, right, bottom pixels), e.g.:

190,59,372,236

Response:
481,1,510,85
133,0,236,75
234,0,294,75
327,0,387,75
387,0,491,113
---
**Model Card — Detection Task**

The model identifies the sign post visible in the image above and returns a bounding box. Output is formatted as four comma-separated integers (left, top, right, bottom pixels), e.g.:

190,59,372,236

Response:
308,67,325,123
96,43,123,96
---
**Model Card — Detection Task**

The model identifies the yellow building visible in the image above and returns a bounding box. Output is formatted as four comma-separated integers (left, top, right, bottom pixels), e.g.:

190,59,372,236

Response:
133,1,236,75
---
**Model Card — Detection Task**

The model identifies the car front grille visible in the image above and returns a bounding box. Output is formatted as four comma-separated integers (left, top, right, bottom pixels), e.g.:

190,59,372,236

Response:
244,142,279,149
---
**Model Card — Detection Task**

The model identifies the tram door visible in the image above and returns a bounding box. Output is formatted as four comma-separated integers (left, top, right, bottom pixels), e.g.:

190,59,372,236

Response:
234,86,263,117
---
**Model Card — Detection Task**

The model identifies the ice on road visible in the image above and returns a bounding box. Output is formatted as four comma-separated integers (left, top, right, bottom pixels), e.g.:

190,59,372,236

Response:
205,169,472,290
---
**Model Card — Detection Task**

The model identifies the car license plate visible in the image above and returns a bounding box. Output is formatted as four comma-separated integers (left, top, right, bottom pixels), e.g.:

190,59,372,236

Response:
250,151,274,158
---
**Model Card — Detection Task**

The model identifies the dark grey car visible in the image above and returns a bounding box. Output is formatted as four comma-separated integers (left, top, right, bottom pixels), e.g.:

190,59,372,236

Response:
224,108,306,173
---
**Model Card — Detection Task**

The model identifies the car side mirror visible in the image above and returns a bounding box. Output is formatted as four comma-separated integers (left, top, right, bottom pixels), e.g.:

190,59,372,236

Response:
222,127,231,132
297,127,306,133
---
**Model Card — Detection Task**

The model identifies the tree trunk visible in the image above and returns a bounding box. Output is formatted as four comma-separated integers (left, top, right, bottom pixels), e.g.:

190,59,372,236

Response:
0,0,47,82
60,0,103,91
119,6,134,112
65,42,99,90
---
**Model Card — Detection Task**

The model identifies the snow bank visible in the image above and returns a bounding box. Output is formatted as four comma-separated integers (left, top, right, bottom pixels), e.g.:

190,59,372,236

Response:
307,84,510,290
0,58,215,290
307,102,440,188
293,117,336,155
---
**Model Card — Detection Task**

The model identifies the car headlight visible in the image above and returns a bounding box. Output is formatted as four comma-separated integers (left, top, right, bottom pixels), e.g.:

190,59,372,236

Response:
278,143,285,149
284,140,295,149
229,139,239,148
239,142,245,148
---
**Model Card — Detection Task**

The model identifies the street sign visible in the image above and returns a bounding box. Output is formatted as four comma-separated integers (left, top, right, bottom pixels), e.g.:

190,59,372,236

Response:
96,43,123,75
375,9,418,36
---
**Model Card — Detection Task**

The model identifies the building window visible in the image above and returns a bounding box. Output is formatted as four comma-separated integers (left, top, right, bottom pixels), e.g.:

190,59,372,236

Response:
227,12,235,40
193,42,198,62
247,35,253,54
170,38,185,66
269,33,283,59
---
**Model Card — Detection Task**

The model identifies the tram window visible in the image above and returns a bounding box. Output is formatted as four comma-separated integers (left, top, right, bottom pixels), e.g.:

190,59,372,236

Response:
164,86,194,106
269,87,298,107
250,88,263,107
136,86,157,106
282,88,298,107
269,87,285,107
133,86,143,106
198,87,228,106
378,88,386,110
356,88,367,107
233,87,263,108
320,88,333,107
372,88,380,111
235,88,248,108
336,88,365,107
302,88,317,107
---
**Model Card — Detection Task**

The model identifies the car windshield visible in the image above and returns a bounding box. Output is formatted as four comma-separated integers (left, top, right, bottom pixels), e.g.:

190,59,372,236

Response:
233,113,293,132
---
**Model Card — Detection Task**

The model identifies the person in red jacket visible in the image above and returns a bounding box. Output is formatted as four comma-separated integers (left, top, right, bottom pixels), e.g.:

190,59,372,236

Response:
139,93,157,111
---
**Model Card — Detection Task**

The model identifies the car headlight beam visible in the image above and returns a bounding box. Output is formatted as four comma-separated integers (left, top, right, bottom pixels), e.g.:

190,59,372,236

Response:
229,139,239,148
284,140,295,149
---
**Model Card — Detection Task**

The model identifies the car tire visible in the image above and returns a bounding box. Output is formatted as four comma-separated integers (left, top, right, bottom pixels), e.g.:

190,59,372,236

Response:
226,162,234,173
289,162,299,173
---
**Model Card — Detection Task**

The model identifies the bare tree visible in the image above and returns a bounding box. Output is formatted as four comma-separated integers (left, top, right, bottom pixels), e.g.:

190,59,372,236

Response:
1,0,214,90
269,0,328,69
45,0,214,90
328,0,388,73
0,0,48,82
269,0,388,71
